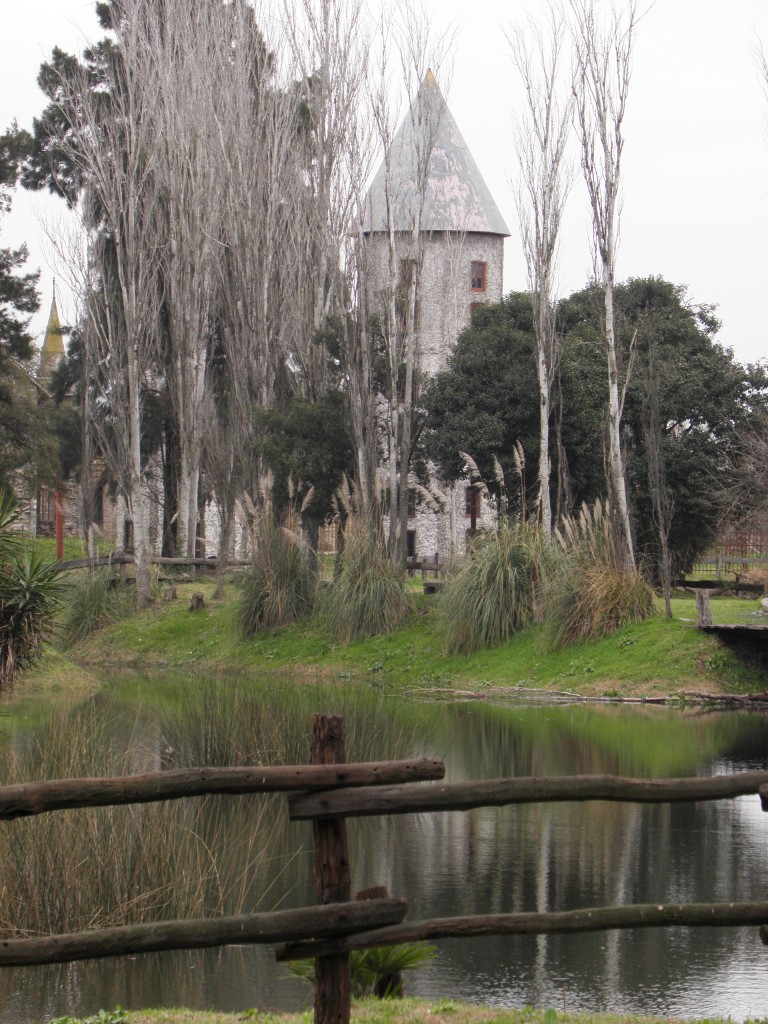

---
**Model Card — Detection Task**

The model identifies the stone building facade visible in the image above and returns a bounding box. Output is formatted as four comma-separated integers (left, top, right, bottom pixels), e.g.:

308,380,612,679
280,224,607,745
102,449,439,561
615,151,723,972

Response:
361,72,509,560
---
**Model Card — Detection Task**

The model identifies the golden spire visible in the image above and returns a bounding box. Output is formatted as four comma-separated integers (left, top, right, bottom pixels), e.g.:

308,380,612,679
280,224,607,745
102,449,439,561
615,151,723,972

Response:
39,285,65,376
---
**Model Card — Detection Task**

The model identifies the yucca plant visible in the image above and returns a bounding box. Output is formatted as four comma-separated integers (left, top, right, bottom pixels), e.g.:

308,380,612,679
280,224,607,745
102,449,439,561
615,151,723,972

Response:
323,515,411,643
0,547,63,688
0,488,64,688
441,519,547,655
59,566,134,649
238,515,316,637
0,489,22,562
287,941,437,999
547,499,658,649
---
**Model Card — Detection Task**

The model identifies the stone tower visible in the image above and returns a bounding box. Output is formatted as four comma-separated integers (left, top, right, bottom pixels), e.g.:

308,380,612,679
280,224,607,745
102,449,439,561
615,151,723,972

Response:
361,73,509,558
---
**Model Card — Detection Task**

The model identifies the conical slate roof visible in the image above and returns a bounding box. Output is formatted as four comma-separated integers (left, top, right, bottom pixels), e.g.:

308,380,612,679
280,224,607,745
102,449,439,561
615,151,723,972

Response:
362,72,509,237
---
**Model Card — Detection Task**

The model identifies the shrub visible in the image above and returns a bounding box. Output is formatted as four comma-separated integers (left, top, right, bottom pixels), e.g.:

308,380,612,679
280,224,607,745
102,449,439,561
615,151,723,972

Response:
0,491,63,689
59,566,134,649
441,521,547,655
287,941,437,998
238,517,316,637
323,517,411,642
547,500,658,649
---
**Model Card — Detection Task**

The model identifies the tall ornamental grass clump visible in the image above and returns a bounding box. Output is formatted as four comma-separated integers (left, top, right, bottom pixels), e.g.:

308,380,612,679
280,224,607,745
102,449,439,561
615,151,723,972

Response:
547,500,658,649
0,490,62,688
238,517,316,637
59,566,134,649
0,699,280,936
323,517,411,643
441,521,546,655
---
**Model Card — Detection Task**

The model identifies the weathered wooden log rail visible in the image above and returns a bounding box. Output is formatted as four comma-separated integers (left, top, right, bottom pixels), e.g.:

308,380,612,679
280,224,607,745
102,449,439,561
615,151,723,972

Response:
2,713,768,1024
276,901,768,961
0,900,408,966
0,759,444,820
56,554,251,572
287,770,768,820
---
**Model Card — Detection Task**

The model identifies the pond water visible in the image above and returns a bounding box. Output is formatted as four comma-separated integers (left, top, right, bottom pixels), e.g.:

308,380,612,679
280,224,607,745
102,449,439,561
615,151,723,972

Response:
1,673,768,1023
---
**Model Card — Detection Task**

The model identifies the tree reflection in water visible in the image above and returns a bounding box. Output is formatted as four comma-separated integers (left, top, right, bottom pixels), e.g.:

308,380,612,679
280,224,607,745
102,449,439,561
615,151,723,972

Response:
1,676,766,1022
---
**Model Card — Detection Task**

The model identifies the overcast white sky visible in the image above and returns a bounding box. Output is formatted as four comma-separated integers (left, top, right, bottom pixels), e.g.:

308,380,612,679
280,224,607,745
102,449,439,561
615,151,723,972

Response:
2,0,767,365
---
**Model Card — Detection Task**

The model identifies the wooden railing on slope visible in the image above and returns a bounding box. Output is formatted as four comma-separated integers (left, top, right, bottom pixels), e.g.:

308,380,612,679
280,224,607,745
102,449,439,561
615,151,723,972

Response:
1,714,768,1024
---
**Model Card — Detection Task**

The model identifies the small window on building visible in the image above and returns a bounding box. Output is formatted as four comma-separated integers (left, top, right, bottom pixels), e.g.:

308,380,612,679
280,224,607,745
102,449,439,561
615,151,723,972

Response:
400,258,416,289
471,261,486,292
407,488,417,519
465,486,481,519
407,529,416,559
470,301,484,324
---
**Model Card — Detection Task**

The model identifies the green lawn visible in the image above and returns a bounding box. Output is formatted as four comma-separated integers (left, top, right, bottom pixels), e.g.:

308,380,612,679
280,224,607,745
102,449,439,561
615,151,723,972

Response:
39,578,766,698
10,532,115,563
44,997,768,1024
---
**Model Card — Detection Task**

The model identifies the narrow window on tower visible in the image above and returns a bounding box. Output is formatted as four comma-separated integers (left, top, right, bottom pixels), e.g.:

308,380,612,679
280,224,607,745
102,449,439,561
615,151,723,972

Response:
399,259,415,289
398,259,417,330
471,261,486,292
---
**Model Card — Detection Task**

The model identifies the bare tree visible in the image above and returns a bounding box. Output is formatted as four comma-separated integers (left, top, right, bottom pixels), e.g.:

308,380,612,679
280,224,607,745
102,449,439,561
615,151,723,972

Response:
47,0,165,606
757,38,768,102
366,5,453,560
136,0,230,559
643,343,674,616
284,0,373,396
204,1,305,585
571,0,638,569
508,3,574,537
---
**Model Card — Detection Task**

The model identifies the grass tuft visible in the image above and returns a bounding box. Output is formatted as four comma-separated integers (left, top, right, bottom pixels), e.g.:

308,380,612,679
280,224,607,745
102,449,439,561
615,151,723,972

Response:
441,522,548,655
59,567,134,649
547,502,658,649
322,518,411,643
238,518,316,637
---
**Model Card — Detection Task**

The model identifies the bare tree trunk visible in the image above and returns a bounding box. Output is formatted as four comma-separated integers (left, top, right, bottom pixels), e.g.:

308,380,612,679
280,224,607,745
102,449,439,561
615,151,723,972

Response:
508,4,573,538
368,11,452,560
571,0,637,570
126,342,151,607
644,344,674,616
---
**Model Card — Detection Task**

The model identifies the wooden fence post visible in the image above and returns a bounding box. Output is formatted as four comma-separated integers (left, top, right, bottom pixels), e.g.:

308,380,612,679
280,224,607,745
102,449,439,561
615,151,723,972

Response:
696,590,712,628
311,714,351,1024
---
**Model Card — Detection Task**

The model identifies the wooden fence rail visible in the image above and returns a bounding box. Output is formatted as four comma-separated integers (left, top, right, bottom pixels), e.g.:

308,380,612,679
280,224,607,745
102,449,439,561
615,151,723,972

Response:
55,555,252,572
0,759,444,820
276,901,768,961
288,770,768,820
0,899,407,967
1,713,767,1024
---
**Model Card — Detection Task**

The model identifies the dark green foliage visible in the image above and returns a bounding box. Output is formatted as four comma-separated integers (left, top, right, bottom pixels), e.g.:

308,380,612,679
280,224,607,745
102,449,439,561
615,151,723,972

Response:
0,128,39,364
0,128,51,490
0,491,62,688
254,390,355,549
441,522,547,655
423,294,539,518
323,518,411,642
238,518,316,637
424,279,760,576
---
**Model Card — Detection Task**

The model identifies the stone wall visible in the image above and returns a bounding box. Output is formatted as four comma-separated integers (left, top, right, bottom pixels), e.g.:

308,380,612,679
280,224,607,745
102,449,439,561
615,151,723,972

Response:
365,230,505,376
366,229,504,560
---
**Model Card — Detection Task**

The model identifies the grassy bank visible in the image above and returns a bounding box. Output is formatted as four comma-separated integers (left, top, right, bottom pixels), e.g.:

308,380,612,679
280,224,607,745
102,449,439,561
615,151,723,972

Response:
46,998,768,1024
25,576,766,698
